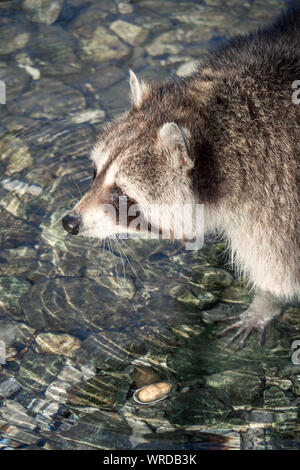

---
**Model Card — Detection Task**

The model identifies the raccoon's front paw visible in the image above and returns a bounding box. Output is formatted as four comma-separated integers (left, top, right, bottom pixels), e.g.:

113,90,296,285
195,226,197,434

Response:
217,310,269,350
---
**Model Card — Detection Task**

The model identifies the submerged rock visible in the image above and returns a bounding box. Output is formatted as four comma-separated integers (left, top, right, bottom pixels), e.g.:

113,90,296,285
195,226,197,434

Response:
32,25,81,77
75,25,131,62
0,64,31,101
134,382,172,404
146,31,184,56
176,60,199,77
110,20,148,46
23,0,64,25
205,369,264,407
0,276,31,314
17,352,65,393
220,279,252,305
8,78,86,119
0,135,33,176
70,108,105,125
170,284,217,309
192,267,234,290
0,378,21,399
0,400,38,431
0,193,27,219
21,277,136,332
167,386,231,427
35,332,81,358
1,178,43,197
263,386,293,409
0,24,30,55
68,370,132,410
45,379,71,403
118,2,134,14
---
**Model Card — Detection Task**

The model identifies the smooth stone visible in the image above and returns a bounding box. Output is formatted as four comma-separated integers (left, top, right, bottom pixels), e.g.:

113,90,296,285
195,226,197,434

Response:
0,24,30,55
45,380,71,402
15,52,41,80
0,378,21,398
68,371,131,410
176,60,199,77
80,364,96,381
21,277,136,332
219,279,252,305
0,207,41,251
35,333,81,358
171,5,238,27
265,376,292,391
0,319,34,347
89,274,136,300
167,386,231,426
8,78,86,118
0,400,38,431
291,376,300,396
58,362,85,385
70,1,116,30
0,276,31,313
0,64,31,100
250,409,275,424
31,25,81,77
97,78,131,116
76,25,130,62
171,284,217,309
0,135,33,176
70,108,106,125
0,193,27,219
110,20,148,46
192,267,234,290
1,178,43,197
0,421,39,445
136,382,172,403
133,14,172,33
263,386,292,409
205,369,264,407
23,0,64,25
17,352,65,392
146,31,184,56
118,2,134,14
76,64,126,95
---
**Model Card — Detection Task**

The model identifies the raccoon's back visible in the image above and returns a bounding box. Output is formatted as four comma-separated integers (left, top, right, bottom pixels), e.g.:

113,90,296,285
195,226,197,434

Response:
206,3,300,83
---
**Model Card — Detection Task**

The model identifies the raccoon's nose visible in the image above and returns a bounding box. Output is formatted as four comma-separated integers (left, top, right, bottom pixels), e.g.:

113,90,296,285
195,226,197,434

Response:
62,214,80,235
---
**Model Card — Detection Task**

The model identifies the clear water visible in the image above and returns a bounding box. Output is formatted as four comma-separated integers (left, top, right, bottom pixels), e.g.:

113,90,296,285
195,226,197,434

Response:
0,0,299,450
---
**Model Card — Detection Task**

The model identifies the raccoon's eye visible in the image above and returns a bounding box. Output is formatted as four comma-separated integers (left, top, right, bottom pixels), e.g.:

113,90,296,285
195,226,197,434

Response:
110,186,127,203
93,165,97,182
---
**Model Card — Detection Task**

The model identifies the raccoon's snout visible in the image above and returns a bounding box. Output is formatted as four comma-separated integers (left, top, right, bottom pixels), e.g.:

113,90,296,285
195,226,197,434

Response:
62,214,81,235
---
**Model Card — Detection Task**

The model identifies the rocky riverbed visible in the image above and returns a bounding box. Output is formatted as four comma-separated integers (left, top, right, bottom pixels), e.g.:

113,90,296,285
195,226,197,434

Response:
0,0,299,450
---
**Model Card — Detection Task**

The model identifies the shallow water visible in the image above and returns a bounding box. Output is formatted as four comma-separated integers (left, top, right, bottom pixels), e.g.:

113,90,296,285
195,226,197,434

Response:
0,0,299,450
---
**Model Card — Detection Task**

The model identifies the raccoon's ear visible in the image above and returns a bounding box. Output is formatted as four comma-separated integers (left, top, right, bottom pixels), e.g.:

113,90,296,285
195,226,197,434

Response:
159,122,194,170
129,70,148,107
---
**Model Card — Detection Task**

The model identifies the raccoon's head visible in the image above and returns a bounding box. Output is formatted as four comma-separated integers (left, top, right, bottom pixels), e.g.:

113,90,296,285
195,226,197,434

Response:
62,71,202,243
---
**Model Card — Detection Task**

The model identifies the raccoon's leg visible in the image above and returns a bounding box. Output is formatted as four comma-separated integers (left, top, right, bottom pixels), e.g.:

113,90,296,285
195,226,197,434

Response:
217,290,283,350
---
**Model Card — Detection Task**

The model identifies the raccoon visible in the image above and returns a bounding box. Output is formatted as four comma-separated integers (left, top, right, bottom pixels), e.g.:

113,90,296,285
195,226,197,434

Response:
62,5,300,350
